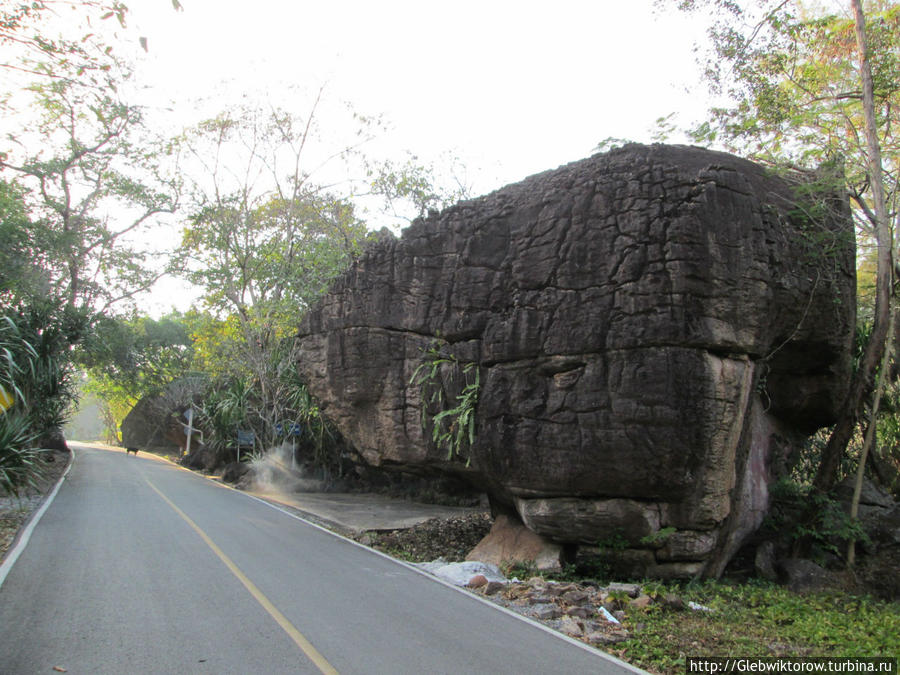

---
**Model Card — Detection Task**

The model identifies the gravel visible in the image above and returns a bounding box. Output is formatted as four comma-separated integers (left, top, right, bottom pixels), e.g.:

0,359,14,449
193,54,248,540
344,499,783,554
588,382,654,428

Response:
0,450,71,562
355,512,493,561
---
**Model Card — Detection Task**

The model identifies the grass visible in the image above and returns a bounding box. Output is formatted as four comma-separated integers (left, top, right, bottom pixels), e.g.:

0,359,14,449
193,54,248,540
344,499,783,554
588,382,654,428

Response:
498,561,898,673
608,580,900,674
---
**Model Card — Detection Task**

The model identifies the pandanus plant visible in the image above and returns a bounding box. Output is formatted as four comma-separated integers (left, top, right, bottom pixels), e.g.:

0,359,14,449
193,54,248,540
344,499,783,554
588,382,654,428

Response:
0,304,83,495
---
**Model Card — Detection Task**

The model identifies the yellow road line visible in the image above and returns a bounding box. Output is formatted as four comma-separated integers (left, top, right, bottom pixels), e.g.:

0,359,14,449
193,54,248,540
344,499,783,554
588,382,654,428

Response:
145,478,339,675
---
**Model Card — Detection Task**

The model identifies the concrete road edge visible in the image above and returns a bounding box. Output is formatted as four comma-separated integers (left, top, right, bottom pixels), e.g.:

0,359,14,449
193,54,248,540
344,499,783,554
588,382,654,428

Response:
243,491,649,675
0,447,76,588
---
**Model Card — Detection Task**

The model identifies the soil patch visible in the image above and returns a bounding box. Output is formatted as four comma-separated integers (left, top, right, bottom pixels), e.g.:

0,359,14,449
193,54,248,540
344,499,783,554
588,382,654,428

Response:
356,512,492,561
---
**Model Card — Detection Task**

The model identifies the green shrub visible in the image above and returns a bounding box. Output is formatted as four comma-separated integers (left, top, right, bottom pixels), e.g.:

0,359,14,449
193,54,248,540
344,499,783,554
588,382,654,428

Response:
764,478,869,561
640,526,677,548
0,306,80,495
410,341,480,464
0,412,43,496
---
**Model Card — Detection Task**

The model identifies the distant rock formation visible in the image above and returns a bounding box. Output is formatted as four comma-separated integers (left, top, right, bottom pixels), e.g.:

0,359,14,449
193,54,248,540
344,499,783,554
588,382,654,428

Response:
121,377,206,456
296,144,855,577
121,394,182,453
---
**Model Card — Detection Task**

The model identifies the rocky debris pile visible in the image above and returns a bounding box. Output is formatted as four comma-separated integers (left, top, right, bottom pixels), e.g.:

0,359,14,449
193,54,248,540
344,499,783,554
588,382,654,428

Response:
357,512,492,561
487,578,649,646
413,563,701,648
297,143,856,578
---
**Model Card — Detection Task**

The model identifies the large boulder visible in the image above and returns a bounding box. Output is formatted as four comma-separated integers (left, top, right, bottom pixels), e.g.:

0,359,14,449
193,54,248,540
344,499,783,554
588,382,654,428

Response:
120,394,184,452
121,377,206,455
296,144,855,576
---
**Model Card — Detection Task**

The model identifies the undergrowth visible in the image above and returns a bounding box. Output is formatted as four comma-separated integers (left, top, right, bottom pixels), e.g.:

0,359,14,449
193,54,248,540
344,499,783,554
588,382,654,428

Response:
610,580,899,674
497,562,898,674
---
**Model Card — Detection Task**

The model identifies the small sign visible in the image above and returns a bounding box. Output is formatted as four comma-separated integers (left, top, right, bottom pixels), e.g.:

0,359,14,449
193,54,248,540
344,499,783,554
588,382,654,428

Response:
237,430,255,446
275,422,303,437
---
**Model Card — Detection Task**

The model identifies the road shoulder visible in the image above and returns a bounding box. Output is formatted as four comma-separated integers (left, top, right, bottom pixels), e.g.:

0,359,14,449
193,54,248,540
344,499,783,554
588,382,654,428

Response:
0,449,73,570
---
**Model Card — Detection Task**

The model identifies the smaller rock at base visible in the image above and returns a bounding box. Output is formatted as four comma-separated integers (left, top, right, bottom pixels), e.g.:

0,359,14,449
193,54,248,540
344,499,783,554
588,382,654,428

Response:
755,541,778,582
630,594,653,610
532,604,562,620
482,581,505,595
778,558,835,593
467,574,488,588
662,593,685,610
566,606,594,619
561,589,590,604
559,616,585,637
466,514,564,571
607,582,641,598
586,629,630,645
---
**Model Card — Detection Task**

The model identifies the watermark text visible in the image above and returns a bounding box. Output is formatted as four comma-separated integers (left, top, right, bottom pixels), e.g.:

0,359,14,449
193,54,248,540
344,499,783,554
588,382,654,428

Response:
687,658,897,674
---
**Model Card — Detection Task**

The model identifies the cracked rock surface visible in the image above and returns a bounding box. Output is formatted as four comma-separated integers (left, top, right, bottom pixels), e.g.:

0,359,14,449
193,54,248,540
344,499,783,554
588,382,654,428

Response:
297,143,855,577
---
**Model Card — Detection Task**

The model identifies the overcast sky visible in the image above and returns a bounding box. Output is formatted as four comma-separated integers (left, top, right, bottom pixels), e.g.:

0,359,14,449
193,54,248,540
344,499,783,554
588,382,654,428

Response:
124,0,709,193
3,0,716,315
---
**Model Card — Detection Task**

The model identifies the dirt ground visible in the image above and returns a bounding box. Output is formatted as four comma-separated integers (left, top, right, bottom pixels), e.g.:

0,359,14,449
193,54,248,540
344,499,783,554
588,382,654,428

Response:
0,449,71,563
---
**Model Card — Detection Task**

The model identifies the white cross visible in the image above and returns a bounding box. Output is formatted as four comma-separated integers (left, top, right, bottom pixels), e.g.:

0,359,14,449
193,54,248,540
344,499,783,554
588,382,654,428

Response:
182,406,202,456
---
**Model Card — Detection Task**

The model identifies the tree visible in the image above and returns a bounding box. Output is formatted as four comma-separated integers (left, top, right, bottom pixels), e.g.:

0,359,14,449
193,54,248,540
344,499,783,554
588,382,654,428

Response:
78,312,196,439
81,313,195,398
0,1,127,79
175,94,473,459
177,103,374,447
367,152,473,221
0,176,88,492
0,179,41,298
0,5,182,487
846,0,894,563
1,64,181,315
1,1,183,82
668,0,900,492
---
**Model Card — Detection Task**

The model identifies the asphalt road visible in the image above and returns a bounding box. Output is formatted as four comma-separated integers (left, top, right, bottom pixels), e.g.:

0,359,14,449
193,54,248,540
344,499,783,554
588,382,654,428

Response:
0,444,641,674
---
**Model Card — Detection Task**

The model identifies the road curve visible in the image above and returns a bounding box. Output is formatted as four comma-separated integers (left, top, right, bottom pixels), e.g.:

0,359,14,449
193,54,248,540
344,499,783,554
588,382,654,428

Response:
0,444,642,674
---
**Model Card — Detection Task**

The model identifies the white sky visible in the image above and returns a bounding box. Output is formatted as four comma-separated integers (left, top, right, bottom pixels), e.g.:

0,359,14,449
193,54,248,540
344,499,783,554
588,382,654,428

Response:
125,0,709,192
5,0,715,315
115,0,713,315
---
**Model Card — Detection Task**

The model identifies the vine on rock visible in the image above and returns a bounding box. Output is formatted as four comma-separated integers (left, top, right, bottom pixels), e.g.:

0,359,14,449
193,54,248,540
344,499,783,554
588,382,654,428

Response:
410,341,480,465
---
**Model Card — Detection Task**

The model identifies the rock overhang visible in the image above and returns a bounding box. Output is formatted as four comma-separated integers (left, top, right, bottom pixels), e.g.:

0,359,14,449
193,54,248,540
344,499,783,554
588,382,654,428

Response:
296,143,856,577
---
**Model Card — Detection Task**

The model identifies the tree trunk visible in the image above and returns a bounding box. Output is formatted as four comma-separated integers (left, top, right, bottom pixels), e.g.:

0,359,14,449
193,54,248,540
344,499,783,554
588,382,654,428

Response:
814,0,893,493
848,306,896,566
